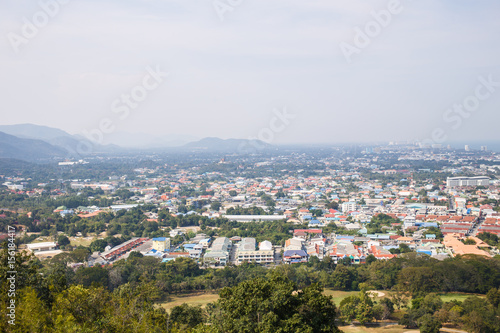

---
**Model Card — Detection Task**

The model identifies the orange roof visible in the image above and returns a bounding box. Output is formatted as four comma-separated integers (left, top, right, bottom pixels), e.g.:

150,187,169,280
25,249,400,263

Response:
78,211,102,218
443,235,491,257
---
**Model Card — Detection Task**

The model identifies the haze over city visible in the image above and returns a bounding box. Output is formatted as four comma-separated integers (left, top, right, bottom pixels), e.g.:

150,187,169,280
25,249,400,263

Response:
1,0,499,146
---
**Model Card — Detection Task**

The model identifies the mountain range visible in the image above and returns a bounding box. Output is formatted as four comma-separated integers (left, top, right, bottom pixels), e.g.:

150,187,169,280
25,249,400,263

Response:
0,124,272,162
0,131,66,161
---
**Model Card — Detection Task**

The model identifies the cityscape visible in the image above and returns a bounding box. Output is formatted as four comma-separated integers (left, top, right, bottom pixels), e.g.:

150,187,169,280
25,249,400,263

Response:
1,1,500,332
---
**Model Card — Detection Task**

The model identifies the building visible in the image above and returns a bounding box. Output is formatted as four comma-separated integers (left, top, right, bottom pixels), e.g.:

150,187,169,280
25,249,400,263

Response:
446,176,490,188
223,215,287,222
109,204,139,212
152,237,170,252
100,238,149,262
235,238,274,265
26,242,57,253
283,249,308,264
284,238,304,251
342,202,357,213
203,237,231,266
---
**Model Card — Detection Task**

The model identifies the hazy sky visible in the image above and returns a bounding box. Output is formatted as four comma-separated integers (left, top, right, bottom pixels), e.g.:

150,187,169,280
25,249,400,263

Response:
1,0,499,145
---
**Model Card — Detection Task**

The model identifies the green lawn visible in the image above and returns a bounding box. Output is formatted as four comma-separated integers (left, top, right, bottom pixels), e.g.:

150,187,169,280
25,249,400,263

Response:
323,290,359,305
437,292,484,303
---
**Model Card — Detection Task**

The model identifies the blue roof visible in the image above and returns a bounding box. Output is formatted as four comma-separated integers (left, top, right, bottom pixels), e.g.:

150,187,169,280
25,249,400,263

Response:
337,236,354,240
284,250,307,257
152,237,167,241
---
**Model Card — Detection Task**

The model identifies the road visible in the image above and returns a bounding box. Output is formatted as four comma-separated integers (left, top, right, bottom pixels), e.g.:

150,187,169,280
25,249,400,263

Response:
468,217,484,237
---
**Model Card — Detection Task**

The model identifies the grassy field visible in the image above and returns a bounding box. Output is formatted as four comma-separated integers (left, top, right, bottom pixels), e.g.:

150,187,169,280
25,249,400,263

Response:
437,292,484,303
158,289,384,312
324,289,391,305
69,237,94,247
159,293,220,312
324,290,360,305
157,288,483,317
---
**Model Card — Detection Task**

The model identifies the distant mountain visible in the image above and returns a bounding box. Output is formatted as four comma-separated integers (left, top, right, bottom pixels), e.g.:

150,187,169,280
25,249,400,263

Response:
0,124,121,157
0,123,71,140
0,131,66,161
183,137,272,153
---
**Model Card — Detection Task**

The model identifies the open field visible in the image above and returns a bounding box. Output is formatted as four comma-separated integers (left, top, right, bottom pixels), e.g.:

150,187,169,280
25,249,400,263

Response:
436,292,485,303
340,325,466,333
158,289,385,312
339,325,416,333
324,289,390,305
69,236,94,247
324,290,360,305
159,293,219,312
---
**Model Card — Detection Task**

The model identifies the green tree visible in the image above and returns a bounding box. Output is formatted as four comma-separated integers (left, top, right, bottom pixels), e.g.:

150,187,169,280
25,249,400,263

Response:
339,290,375,325
463,238,476,245
210,201,222,211
417,314,441,333
486,287,500,308
73,266,109,288
90,239,108,253
170,304,205,329
57,235,70,247
214,274,341,332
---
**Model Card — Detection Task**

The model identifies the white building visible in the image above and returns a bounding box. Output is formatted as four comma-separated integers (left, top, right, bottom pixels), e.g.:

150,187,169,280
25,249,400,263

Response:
341,202,357,213
26,242,57,253
235,238,274,265
447,176,490,188
223,215,287,222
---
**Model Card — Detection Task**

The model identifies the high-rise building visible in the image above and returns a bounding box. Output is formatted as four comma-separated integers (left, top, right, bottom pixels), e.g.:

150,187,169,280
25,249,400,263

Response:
464,145,470,151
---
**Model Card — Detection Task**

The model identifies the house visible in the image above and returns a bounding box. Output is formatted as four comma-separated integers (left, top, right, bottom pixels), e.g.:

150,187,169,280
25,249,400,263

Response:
306,244,324,260
284,238,304,251
396,236,414,244
162,252,190,262
283,250,308,264
199,238,212,249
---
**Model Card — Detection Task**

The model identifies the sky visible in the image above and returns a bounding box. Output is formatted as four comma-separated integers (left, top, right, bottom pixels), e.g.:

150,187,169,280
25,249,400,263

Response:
1,0,499,146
